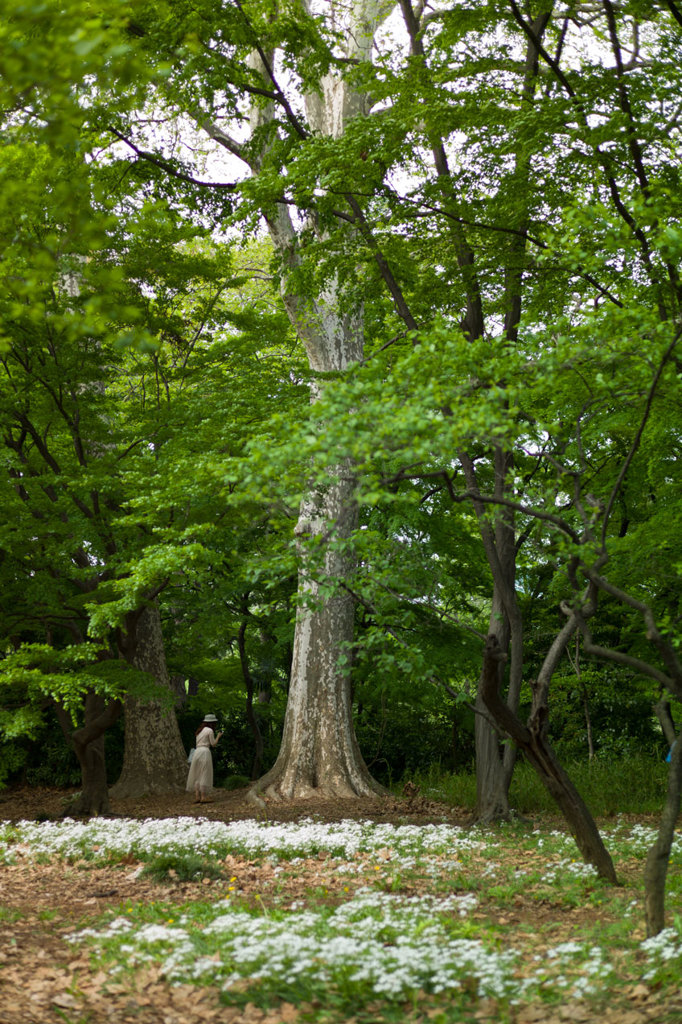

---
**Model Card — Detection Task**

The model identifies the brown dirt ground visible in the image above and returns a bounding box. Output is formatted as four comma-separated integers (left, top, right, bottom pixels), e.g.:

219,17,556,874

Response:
0,782,473,827
0,786,679,1024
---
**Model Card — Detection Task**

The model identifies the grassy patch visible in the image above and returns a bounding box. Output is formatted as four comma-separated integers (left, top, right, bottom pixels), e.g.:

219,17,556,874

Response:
140,851,225,883
9,818,668,1021
0,906,23,924
410,754,669,816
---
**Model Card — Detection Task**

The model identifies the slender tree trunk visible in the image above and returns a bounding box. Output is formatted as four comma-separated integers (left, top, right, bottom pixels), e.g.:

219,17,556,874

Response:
481,634,617,882
56,692,123,817
644,727,682,935
582,684,595,760
457,12,551,824
475,586,512,822
462,449,523,823
237,598,265,781
655,698,677,747
568,637,595,759
110,602,187,799
522,737,617,882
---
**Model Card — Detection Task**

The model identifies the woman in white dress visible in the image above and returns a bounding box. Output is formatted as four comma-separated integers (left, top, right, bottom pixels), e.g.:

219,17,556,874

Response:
187,714,223,803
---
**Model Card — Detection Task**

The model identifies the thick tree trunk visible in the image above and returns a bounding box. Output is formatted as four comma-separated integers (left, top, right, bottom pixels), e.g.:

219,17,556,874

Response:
644,726,682,935
254,472,384,801
475,715,510,822
242,5,389,802
71,730,109,816
110,602,187,800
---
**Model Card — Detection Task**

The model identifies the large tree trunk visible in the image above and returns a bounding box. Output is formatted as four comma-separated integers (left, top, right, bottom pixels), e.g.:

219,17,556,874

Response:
241,1,390,802
248,292,382,798
254,472,383,800
110,602,187,800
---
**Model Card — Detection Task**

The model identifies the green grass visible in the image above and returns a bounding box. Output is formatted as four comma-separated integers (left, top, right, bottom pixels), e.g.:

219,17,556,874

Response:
0,906,22,924
140,851,226,883
408,753,669,817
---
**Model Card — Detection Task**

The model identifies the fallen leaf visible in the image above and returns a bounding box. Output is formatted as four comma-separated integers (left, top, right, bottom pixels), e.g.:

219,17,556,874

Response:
242,1001,265,1021
558,1005,592,1021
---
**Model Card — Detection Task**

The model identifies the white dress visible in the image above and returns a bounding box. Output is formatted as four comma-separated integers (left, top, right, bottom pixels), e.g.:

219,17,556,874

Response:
186,727,218,794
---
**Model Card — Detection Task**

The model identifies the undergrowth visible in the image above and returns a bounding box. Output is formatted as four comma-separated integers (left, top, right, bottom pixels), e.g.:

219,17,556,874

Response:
407,754,669,816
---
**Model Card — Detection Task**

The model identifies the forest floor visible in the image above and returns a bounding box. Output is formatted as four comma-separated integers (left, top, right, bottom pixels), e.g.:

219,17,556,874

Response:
0,781,473,827
0,785,678,1024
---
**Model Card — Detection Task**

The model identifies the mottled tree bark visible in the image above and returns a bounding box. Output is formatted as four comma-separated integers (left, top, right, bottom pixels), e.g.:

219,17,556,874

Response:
254,473,383,800
229,0,392,802
109,602,187,800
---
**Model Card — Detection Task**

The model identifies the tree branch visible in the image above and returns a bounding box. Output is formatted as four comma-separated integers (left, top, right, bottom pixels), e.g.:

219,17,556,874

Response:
232,0,310,141
200,118,249,164
663,0,682,27
600,327,682,546
109,128,239,189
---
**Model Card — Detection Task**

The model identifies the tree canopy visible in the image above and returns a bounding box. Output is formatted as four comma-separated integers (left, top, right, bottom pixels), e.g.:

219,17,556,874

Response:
2,0,682,930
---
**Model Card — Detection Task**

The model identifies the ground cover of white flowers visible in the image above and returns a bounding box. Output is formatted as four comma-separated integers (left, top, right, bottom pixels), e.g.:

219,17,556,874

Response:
1,814,681,1023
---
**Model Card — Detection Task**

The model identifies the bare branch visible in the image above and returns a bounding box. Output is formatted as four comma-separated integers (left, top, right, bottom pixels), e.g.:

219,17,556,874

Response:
581,638,675,690
200,118,249,165
109,128,238,190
